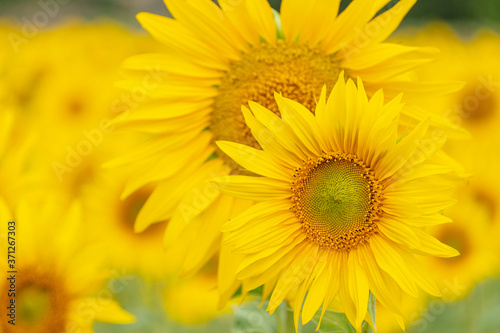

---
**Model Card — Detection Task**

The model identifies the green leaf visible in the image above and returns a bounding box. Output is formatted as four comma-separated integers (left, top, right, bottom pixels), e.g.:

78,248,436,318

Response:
272,9,285,40
364,292,376,333
396,126,409,144
311,310,357,333
232,301,276,333
407,277,500,333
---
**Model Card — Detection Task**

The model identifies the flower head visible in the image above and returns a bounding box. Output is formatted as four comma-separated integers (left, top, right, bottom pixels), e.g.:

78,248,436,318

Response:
112,0,465,302
0,195,134,333
213,75,459,330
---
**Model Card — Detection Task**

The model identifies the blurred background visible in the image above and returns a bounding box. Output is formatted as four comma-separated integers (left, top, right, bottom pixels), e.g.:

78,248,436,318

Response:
2,0,500,29
1,1,500,333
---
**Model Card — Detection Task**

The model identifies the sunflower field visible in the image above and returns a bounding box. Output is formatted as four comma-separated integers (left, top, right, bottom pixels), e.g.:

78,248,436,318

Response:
1,0,500,332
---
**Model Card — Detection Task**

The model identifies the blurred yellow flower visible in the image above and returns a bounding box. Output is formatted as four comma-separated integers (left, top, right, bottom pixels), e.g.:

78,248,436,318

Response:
395,24,500,171
396,24,500,139
2,21,164,197
396,23,500,277
0,108,46,211
162,260,230,325
425,184,497,296
0,195,134,333
212,76,459,331
112,0,465,304
82,165,185,281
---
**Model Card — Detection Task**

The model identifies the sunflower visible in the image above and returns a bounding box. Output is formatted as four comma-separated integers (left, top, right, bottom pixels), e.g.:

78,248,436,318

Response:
211,75,459,330
2,21,164,197
0,195,134,333
0,108,47,211
82,165,185,280
394,24,500,140
162,258,230,325
422,182,498,296
112,0,465,301
393,24,500,172
394,24,500,272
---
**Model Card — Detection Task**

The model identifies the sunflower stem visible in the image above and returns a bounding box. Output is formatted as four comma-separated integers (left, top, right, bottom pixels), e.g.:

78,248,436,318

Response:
276,303,297,333
276,303,287,333
362,292,377,333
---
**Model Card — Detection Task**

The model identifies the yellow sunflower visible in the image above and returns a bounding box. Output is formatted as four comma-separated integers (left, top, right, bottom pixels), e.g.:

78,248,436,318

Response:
0,195,134,333
82,165,185,280
212,75,459,330
394,24,500,273
0,107,47,212
2,21,164,197
394,24,500,139
423,183,497,297
112,0,465,302
162,258,231,325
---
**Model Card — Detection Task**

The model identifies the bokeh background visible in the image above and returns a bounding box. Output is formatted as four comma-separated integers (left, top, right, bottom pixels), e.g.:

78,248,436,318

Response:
2,0,500,28
1,1,500,332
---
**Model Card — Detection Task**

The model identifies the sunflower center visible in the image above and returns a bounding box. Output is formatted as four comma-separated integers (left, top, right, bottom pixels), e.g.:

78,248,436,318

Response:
474,188,497,222
18,287,51,326
461,86,496,124
0,267,69,333
291,152,382,250
211,40,341,171
120,188,164,238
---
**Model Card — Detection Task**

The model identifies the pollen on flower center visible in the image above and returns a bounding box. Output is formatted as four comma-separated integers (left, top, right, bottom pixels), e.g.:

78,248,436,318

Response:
291,152,383,250
211,40,341,171
0,267,69,333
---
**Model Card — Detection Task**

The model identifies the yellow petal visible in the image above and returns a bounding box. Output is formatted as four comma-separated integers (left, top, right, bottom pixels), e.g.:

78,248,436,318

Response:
245,0,276,43
136,12,227,70
275,93,324,155
219,0,261,46
222,199,291,232
123,132,213,198
359,0,416,46
166,0,247,60
242,106,302,167
211,175,290,201
399,251,441,297
378,219,421,249
248,101,309,160
216,141,290,181
382,197,424,218
301,252,331,324
344,44,433,70
411,228,460,258
377,118,430,180
181,195,234,277
93,299,135,324
122,53,222,78
136,158,224,232
267,244,318,314
370,236,418,297
347,250,370,329
320,0,378,54
357,245,404,315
